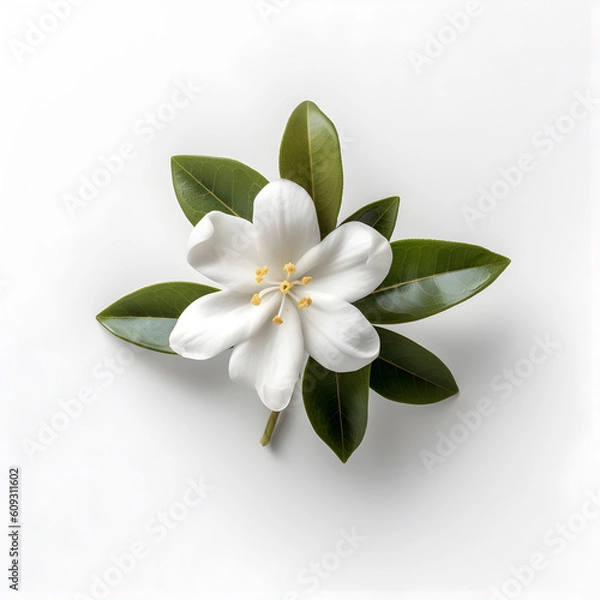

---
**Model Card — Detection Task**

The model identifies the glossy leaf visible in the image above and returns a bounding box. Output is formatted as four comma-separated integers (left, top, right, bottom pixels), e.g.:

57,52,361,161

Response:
342,196,400,240
97,282,218,353
279,101,344,237
355,239,510,324
303,358,370,463
171,156,268,225
371,328,458,404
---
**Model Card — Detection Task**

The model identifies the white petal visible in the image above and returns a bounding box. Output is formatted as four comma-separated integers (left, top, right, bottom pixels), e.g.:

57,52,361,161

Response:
229,299,305,411
295,222,393,302
298,291,380,372
252,179,321,270
169,290,278,360
187,211,262,293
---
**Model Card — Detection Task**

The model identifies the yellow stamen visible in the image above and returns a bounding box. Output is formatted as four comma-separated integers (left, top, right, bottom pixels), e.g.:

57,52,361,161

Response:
279,280,293,294
255,266,269,283
251,294,261,306
283,263,297,276
301,276,312,285
297,297,313,310
272,316,283,325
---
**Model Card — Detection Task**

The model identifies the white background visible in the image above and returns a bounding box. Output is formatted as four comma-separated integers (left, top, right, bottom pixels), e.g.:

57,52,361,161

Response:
1,1,598,599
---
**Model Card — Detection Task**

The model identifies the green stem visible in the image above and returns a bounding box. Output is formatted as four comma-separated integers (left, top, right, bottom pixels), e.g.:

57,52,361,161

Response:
260,411,280,447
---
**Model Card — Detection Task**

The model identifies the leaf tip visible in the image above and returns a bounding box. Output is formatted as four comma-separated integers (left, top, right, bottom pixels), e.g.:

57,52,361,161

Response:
337,450,351,464
496,254,512,274
95,312,112,335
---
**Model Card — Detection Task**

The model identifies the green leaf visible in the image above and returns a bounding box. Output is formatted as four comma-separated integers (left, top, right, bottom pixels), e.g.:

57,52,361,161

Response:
171,156,268,225
303,358,370,463
342,196,400,240
355,239,510,324
371,327,458,404
97,282,218,353
279,101,344,237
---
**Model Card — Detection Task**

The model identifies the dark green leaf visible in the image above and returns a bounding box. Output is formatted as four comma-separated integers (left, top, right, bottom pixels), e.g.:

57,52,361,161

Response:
303,358,370,463
97,282,218,353
355,239,510,324
279,101,344,237
371,327,458,404
342,196,400,240
171,156,268,225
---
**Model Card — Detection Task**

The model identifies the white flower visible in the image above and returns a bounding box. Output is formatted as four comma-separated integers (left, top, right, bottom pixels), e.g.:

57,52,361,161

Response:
169,179,393,411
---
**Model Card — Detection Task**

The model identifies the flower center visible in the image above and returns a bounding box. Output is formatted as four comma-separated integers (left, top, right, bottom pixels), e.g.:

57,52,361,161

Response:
250,263,313,325
279,280,293,294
